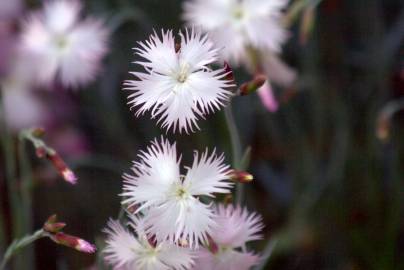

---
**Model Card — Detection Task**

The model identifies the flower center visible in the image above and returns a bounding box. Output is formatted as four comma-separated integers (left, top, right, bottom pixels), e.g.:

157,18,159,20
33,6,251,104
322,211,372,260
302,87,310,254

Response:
55,34,69,50
176,63,190,83
232,5,245,20
176,187,188,199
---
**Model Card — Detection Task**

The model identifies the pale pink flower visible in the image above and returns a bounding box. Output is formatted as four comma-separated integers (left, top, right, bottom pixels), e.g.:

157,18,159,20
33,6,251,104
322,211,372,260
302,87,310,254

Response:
121,137,233,248
103,218,194,270
20,0,108,88
183,0,289,65
0,0,22,20
124,29,233,133
1,49,47,131
193,204,263,270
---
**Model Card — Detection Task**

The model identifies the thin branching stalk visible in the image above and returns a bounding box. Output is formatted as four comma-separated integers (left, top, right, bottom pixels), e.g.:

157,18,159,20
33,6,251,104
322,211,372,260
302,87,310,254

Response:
224,103,244,204
17,136,35,268
0,88,24,265
0,229,46,270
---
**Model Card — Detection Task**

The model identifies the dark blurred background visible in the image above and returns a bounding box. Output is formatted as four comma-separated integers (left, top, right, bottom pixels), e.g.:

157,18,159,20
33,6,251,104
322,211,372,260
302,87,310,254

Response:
1,0,404,269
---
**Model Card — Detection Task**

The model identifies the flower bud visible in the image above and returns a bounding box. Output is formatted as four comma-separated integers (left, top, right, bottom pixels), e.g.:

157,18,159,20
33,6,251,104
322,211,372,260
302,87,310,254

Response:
228,169,254,183
32,127,45,137
376,113,391,142
240,75,267,96
44,222,67,233
35,147,47,158
43,214,66,233
207,236,218,254
47,153,77,184
223,61,235,82
51,233,96,253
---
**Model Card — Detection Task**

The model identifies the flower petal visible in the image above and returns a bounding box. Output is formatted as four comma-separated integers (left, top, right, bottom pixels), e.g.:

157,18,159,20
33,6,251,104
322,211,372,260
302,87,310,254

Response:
121,138,180,210
183,149,232,196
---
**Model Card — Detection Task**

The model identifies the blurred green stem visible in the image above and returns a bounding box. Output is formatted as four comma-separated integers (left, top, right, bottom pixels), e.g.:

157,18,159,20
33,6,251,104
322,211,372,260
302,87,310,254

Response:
0,229,45,270
17,136,35,268
0,89,23,259
224,103,244,203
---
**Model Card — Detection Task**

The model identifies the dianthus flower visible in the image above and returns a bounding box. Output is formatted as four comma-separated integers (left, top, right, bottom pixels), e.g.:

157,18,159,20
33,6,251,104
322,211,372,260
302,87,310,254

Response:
121,137,233,248
193,204,264,270
21,0,108,87
183,0,289,65
124,29,233,133
104,218,194,270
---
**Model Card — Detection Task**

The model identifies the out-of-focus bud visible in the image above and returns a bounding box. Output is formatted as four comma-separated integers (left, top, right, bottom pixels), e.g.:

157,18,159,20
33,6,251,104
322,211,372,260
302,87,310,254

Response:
223,194,233,205
47,152,77,184
207,236,218,254
35,146,47,158
44,222,66,233
228,169,254,183
240,75,267,96
45,214,58,224
175,42,181,53
51,233,96,253
376,113,391,142
43,214,66,233
223,61,235,82
32,127,45,137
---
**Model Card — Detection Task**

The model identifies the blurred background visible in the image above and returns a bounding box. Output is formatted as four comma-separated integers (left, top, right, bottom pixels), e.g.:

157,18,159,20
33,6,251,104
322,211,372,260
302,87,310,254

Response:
1,0,404,269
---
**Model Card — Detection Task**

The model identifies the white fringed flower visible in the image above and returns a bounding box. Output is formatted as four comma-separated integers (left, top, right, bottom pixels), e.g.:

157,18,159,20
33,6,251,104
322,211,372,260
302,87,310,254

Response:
193,204,264,270
20,0,108,88
183,0,289,65
124,29,233,133
121,137,233,248
103,218,194,270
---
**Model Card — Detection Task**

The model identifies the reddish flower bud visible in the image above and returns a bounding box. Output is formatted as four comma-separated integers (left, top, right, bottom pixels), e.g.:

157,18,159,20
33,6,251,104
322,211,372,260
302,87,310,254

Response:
228,169,254,183
35,147,47,158
175,43,181,53
207,236,219,254
51,233,96,253
240,75,267,96
44,222,67,233
47,153,77,184
43,214,66,233
45,214,58,224
223,61,235,82
376,114,391,142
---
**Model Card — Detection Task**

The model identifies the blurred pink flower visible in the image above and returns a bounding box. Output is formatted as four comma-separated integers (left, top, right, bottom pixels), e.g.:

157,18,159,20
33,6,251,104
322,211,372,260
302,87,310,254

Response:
0,0,23,21
20,0,109,88
1,49,47,131
183,0,289,65
103,218,195,270
193,204,263,270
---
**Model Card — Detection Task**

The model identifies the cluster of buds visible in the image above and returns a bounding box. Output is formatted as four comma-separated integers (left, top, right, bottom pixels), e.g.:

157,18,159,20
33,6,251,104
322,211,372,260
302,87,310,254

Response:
20,127,77,184
43,215,96,253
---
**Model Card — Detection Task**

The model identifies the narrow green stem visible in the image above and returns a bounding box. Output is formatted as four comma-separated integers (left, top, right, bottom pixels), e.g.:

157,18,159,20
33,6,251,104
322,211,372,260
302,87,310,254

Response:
17,137,35,268
0,89,22,244
224,104,244,203
0,229,45,270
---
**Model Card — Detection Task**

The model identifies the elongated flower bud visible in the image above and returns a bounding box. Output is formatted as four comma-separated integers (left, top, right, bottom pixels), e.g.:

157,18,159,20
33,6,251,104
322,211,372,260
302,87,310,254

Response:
51,233,96,253
240,75,267,96
47,152,77,184
228,169,254,183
